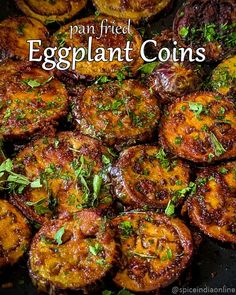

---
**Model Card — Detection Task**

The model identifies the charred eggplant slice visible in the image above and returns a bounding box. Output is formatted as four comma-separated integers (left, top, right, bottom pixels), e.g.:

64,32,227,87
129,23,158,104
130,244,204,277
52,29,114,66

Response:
29,210,116,292
188,161,236,244
73,80,160,150
15,0,87,24
211,55,236,97
159,92,236,163
0,61,68,140
111,212,193,292
0,199,31,268
51,16,143,79
0,16,48,61
112,145,190,209
146,61,203,104
173,0,236,61
93,0,172,24
10,132,114,224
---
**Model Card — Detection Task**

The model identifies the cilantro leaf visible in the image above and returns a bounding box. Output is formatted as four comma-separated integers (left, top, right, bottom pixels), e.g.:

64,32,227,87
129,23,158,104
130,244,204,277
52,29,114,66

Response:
54,226,65,245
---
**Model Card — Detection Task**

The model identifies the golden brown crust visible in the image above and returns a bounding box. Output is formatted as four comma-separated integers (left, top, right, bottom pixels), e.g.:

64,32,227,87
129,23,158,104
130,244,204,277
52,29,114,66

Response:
146,61,203,104
111,212,193,292
0,60,68,140
159,92,236,163
112,145,190,209
15,0,87,24
10,132,114,224
73,80,160,150
0,199,31,268
93,0,172,24
0,16,49,61
51,16,143,79
173,0,236,61
29,210,116,292
211,55,236,97
187,161,236,243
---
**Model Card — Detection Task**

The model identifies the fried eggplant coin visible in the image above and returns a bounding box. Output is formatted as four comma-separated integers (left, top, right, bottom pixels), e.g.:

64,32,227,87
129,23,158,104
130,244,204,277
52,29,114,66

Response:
173,0,236,61
111,212,193,292
188,161,236,244
0,199,31,268
92,0,172,24
10,132,114,224
0,16,49,60
146,61,203,104
29,210,116,292
51,16,143,79
112,145,190,209
160,92,236,163
211,55,236,97
73,80,160,149
0,61,68,140
15,0,87,24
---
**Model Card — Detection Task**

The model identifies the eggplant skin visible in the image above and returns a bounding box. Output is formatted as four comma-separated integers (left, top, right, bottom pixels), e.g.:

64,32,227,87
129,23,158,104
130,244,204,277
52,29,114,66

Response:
93,0,172,24
111,212,193,292
0,199,31,268
15,0,87,24
73,80,160,150
0,60,68,140
173,0,236,61
10,132,114,224
159,92,236,163
211,55,236,98
51,16,143,79
29,209,117,293
111,145,190,209
146,61,203,104
187,161,236,244
0,16,49,61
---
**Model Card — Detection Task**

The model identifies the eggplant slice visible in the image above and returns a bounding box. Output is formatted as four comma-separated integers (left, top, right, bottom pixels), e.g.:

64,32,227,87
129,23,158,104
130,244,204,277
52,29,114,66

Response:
0,16,49,61
0,60,68,140
15,0,87,24
29,210,116,293
211,55,236,98
0,199,31,268
146,61,203,104
51,16,143,79
188,161,236,244
72,80,160,150
173,0,236,61
111,212,193,292
10,132,114,224
92,0,172,24
159,92,236,163
112,145,190,209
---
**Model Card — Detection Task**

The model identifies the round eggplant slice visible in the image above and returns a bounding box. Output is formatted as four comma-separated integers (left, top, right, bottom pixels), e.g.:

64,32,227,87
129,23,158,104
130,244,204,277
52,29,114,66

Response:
0,60,68,140
29,210,116,292
92,0,172,24
188,161,236,244
73,80,160,150
10,132,114,224
112,145,190,209
111,212,193,292
0,199,31,268
15,0,87,24
0,16,49,61
173,0,236,61
159,92,236,163
51,16,143,79
146,61,203,104
211,55,236,97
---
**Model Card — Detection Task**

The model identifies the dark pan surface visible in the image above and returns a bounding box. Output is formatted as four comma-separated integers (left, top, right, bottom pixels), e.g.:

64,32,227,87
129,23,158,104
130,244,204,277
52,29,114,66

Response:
0,0,235,294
